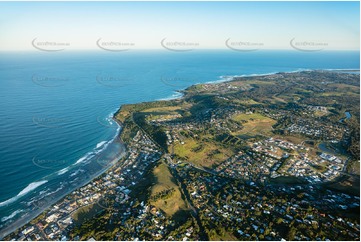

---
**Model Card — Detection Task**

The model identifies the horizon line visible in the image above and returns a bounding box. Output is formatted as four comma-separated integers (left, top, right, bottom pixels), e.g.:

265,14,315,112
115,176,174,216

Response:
0,48,360,52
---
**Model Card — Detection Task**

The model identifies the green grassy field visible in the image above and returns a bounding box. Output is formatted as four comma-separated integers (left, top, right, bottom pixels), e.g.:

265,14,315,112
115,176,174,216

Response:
150,163,188,217
172,138,233,168
231,113,276,137
232,113,270,122
233,99,261,105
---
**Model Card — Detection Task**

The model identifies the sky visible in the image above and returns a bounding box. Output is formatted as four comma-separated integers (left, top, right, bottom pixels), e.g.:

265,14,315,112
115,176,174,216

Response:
0,1,359,51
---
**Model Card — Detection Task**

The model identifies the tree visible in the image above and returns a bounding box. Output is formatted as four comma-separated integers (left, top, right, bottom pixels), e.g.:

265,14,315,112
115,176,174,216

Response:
276,218,283,224
226,194,233,203
287,226,297,241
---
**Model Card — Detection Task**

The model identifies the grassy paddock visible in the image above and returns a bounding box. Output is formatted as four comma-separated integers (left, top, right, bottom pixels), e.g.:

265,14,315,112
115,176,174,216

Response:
232,113,276,136
172,138,233,168
150,163,188,217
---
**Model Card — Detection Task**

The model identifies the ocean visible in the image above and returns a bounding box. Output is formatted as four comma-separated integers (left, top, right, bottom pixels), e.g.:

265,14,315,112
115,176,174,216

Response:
0,50,359,235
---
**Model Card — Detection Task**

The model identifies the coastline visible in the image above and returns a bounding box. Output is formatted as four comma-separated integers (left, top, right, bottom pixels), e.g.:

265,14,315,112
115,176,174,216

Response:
150,68,360,103
0,120,126,239
0,156,121,238
2,67,359,239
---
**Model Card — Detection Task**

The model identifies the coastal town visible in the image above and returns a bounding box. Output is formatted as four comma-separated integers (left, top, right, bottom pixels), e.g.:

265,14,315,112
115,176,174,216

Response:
6,130,162,241
4,70,360,241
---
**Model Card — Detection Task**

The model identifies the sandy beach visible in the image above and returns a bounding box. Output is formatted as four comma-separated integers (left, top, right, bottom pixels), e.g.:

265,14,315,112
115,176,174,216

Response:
0,121,127,239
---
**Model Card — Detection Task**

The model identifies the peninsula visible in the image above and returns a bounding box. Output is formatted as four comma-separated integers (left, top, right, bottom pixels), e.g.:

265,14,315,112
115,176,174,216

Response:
5,70,360,241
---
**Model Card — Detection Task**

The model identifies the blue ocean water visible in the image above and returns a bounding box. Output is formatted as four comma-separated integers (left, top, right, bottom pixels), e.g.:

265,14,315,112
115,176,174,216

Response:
0,50,359,234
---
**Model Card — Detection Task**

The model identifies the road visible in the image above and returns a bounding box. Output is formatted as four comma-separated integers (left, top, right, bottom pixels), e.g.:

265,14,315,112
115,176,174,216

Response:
130,115,209,240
